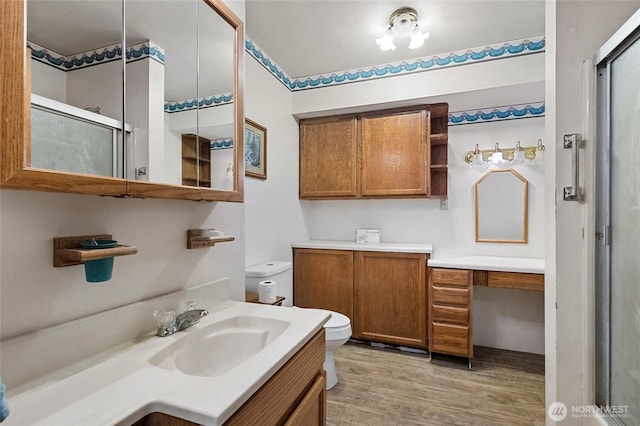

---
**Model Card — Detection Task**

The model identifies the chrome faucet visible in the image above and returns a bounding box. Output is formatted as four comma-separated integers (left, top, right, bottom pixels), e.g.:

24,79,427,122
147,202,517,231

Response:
155,307,209,337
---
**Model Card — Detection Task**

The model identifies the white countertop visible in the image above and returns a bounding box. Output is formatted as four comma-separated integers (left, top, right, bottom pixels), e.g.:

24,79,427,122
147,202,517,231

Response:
428,255,545,274
292,240,433,254
4,301,329,426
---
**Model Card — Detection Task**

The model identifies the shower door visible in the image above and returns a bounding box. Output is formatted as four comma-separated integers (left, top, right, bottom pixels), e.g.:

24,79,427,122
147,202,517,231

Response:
595,12,640,425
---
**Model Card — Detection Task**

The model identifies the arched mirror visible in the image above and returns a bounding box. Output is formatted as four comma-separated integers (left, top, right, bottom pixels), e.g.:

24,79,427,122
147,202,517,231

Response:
475,168,528,243
2,0,243,202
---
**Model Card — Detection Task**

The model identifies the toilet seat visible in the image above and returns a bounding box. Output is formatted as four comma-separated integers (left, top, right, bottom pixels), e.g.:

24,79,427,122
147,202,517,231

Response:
318,310,352,341
323,310,350,329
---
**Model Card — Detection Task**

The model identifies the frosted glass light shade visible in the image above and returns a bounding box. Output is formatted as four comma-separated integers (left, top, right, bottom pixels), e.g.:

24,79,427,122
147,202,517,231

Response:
376,29,396,51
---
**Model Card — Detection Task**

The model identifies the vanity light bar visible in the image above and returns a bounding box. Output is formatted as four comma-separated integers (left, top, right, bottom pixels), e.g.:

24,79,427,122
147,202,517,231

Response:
464,140,545,164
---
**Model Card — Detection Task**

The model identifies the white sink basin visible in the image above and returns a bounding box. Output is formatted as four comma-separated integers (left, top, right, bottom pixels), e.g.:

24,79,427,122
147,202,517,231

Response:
148,315,291,377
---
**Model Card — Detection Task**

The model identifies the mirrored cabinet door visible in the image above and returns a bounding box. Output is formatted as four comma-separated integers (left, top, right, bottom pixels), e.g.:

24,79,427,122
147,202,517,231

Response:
198,0,236,191
124,0,198,186
25,0,127,193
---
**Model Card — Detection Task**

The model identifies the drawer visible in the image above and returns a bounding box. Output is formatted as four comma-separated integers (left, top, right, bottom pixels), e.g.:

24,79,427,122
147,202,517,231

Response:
430,323,471,357
488,271,544,291
431,305,469,325
431,268,470,287
431,286,470,307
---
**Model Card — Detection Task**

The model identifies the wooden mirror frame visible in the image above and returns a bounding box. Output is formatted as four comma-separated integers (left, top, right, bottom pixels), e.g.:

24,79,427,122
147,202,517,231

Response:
0,0,244,202
474,168,528,244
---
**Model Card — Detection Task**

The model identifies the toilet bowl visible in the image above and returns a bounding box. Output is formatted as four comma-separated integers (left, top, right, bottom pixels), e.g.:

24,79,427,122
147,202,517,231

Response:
318,309,352,389
245,261,352,390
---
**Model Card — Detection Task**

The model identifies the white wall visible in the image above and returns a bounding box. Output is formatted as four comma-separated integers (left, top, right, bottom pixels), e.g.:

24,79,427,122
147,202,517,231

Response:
547,0,640,421
243,56,310,305
0,191,244,340
66,61,123,120
292,54,544,118
30,61,66,103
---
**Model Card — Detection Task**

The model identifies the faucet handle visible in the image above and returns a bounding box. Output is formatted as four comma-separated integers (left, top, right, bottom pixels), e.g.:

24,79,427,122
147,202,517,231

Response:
154,308,176,328
183,300,199,311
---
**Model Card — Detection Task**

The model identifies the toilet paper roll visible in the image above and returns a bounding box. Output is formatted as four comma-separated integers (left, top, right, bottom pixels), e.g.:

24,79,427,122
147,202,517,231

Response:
258,280,277,303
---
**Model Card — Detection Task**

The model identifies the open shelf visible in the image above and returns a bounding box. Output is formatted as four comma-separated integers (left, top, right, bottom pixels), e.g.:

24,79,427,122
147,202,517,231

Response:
430,133,449,145
428,103,449,197
53,235,137,267
187,229,235,249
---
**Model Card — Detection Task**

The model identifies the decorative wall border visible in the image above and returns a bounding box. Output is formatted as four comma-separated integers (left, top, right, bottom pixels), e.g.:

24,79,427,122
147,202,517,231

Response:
28,40,165,72
245,35,545,92
164,92,233,113
448,102,545,125
211,138,234,150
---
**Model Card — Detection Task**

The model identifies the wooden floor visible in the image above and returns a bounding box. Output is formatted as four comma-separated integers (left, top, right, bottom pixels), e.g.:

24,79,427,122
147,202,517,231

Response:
326,342,545,426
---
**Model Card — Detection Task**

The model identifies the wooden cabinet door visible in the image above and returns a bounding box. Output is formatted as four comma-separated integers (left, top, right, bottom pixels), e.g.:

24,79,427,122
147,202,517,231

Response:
293,248,354,319
284,373,326,426
354,251,427,348
360,108,429,197
299,116,358,199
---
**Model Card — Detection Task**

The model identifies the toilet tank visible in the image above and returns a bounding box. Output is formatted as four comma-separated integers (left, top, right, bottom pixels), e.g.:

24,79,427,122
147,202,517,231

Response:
245,261,292,307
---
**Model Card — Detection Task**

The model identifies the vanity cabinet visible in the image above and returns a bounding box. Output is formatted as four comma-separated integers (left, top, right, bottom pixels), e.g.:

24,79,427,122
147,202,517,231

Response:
293,249,354,320
132,329,326,426
428,268,473,358
293,248,429,349
354,251,428,348
299,104,448,200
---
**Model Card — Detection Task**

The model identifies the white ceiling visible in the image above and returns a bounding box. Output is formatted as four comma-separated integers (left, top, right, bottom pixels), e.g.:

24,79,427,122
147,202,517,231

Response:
245,0,545,79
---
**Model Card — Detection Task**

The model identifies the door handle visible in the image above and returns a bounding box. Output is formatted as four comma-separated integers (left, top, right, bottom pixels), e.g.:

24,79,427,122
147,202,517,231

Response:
563,133,583,202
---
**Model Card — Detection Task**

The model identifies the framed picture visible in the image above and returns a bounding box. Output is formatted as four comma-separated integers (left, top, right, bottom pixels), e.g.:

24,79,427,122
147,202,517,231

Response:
244,118,267,179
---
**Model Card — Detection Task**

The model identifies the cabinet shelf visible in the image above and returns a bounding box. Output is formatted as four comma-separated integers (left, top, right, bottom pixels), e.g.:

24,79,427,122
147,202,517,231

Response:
430,165,448,170
182,156,211,163
430,134,448,145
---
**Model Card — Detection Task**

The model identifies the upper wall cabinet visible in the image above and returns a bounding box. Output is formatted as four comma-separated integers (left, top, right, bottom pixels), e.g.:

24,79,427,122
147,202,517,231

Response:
0,0,244,202
298,104,449,200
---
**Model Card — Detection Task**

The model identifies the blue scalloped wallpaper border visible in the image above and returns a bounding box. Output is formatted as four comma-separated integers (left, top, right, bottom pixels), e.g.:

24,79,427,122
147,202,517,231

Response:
211,138,234,150
448,102,545,125
28,40,165,72
245,35,544,92
164,92,233,113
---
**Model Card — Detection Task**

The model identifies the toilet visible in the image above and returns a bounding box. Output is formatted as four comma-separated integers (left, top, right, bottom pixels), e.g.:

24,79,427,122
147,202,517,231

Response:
245,261,352,390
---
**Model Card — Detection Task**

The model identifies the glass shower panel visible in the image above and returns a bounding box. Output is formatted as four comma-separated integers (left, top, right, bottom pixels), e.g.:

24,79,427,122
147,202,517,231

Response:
609,34,640,425
31,107,116,177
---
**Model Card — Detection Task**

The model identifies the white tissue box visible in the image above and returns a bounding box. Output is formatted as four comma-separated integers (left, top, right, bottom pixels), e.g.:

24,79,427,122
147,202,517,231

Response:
356,228,381,244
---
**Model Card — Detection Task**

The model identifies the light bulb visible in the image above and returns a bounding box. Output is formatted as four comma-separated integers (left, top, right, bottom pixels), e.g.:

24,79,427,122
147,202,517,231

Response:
490,151,504,164
513,150,525,164
409,26,426,49
376,29,396,51
472,153,483,166
512,140,525,164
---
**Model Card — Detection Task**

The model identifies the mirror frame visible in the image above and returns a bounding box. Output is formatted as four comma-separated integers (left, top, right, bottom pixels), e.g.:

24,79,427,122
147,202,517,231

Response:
0,0,244,202
474,168,528,244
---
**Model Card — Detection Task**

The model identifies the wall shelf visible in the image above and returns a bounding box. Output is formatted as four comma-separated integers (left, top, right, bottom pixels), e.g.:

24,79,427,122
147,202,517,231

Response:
53,234,138,267
187,229,235,249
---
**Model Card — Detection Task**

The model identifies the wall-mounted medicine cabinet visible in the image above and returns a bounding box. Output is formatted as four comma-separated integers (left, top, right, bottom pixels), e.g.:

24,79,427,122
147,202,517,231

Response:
1,0,244,202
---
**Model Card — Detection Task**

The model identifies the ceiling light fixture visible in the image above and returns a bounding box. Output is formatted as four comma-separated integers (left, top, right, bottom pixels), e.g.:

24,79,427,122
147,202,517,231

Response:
376,7,429,51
